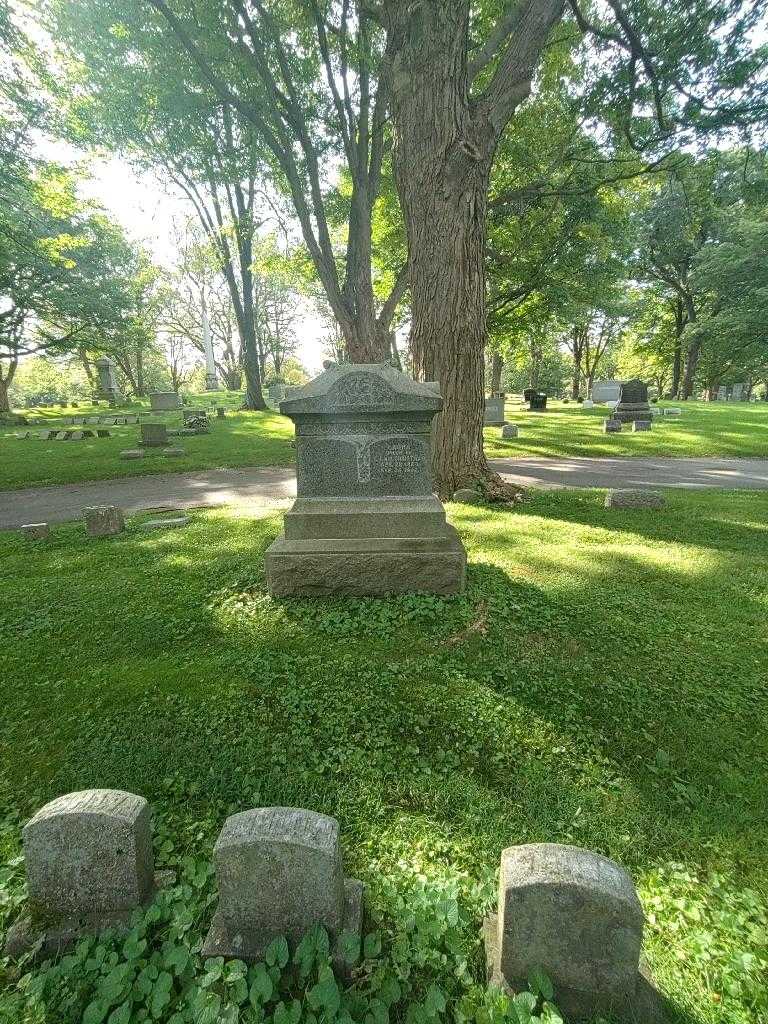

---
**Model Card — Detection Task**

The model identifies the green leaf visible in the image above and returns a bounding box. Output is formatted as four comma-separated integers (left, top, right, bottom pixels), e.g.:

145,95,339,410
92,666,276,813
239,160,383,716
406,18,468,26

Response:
249,963,273,1006
265,935,289,969
363,932,382,959
151,971,174,1018
425,984,446,1017
107,1004,132,1024
307,965,341,1017
337,930,361,966
82,1000,109,1024
527,967,554,1001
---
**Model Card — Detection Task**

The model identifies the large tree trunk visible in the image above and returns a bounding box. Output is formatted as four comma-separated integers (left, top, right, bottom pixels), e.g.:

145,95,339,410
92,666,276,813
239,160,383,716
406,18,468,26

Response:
669,297,685,397
387,3,495,497
0,373,12,414
238,246,267,411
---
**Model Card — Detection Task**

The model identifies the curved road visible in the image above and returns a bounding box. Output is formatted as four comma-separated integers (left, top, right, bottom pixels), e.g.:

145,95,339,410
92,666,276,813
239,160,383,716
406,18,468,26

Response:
2,457,768,530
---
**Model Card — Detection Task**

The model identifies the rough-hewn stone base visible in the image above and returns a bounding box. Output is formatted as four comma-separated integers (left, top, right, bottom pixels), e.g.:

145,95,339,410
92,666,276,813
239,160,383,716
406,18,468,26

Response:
483,914,667,1023
202,877,364,970
265,530,466,596
605,489,665,510
614,402,652,423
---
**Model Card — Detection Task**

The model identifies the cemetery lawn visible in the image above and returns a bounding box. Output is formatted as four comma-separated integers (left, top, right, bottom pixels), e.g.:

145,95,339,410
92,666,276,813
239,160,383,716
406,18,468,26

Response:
0,401,294,490
1,490,767,1023
485,398,768,458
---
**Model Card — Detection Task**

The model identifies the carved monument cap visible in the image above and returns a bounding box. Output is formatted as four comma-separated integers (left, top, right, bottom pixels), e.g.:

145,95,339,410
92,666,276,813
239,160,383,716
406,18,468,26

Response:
279,363,442,417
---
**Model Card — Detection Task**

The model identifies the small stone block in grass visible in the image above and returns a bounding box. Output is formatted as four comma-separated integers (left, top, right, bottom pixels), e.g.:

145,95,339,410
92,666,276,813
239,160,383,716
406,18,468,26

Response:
120,449,145,460
140,516,190,530
501,423,519,438
664,407,681,416
603,418,622,433
83,505,125,537
162,447,185,457
632,420,652,431
452,488,484,503
22,523,49,541
605,489,665,510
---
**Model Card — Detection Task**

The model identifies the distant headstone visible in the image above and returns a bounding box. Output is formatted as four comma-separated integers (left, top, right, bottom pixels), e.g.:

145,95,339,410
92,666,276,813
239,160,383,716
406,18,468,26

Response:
120,449,145,460
149,391,182,411
605,489,665,510
94,357,123,408
182,407,207,423
3,790,155,960
614,379,652,424
523,388,547,411
22,523,50,541
632,420,652,432
591,380,622,404
582,399,594,409
717,385,727,401
603,418,622,433
663,407,681,416
484,396,506,425
264,364,467,596
731,383,745,401
203,807,364,966
140,516,190,530
484,844,656,1022
140,422,169,448
162,447,185,457
501,423,519,439
216,407,226,419
83,505,125,537
97,429,111,438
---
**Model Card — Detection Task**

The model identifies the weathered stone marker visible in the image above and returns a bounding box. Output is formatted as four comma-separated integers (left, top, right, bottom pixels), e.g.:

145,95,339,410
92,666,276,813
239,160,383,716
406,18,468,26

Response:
614,379,652,424
633,420,652,432
94,357,123,407
501,423,519,439
484,844,662,1022
582,399,594,409
149,391,182,411
203,807,363,965
663,407,681,416
84,505,126,537
21,523,50,541
484,396,506,425
120,449,145,460
140,422,169,448
216,406,226,419
265,363,466,596
4,789,155,960
605,489,665,510
603,418,622,433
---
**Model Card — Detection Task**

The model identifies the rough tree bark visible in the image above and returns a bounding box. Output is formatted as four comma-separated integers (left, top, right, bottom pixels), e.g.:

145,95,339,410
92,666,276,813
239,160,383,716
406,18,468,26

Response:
383,0,565,496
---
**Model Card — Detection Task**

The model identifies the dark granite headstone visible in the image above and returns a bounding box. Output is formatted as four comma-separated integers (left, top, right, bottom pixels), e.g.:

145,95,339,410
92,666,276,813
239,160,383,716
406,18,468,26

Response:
265,363,466,596
614,379,652,424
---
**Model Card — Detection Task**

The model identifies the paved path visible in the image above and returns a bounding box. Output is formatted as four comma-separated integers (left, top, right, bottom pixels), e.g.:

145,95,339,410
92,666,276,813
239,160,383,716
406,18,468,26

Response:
2,457,768,529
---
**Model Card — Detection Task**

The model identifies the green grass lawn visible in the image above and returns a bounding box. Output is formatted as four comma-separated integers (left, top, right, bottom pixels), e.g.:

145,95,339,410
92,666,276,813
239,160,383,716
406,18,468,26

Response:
1,491,766,1023
4,397,768,492
0,394,294,490
485,399,768,459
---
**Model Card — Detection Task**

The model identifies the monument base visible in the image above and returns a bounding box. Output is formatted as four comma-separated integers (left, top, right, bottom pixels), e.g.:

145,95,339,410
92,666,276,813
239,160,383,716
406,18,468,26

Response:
265,533,466,596
614,402,652,423
266,496,467,596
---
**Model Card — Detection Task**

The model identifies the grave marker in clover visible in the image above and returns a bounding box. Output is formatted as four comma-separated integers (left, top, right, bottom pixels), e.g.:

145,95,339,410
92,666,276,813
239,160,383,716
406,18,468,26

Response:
484,844,665,1023
265,363,466,596
4,789,157,960
203,807,363,968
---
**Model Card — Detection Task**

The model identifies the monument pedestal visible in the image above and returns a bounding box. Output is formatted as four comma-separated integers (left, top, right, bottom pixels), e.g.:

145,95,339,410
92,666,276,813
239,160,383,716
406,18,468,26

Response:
264,364,467,597
614,378,651,424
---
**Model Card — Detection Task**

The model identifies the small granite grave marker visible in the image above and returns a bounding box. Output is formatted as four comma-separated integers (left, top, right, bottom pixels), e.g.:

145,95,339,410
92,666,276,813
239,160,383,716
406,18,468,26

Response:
203,807,363,966
603,418,622,433
484,843,660,1022
149,391,182,411
140,422,169,448
663,407,681,416
83,505,125,537
120,449,145,460
605,489,665,510
140,515,190,530
22,523,50,541
501,423,519,439
3,789,156,960
162,447,185,457
216,406,226,418
633,420,652,432
582,399,594,409
484,396,506,425
265,363,466,596
523,388,547,411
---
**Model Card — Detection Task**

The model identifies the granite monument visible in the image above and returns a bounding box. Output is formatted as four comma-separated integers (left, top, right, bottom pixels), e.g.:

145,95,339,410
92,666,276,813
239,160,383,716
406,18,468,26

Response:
614,379,652,424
